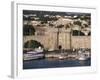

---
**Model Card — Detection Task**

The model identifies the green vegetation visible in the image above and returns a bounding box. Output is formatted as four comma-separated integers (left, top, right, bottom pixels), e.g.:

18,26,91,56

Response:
72,30,85,36
24,40,44,49
23,25,35,36
74,21,82,26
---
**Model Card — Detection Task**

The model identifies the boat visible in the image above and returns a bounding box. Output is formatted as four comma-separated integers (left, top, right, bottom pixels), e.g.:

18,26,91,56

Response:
77,51,90,61
23,48,44,60
23,53,44,60
58,56,64,60
58,54,67,60
78,55,86,60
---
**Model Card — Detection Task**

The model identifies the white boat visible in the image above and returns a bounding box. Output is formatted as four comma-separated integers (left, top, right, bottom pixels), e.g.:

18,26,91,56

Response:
78,52,90,61
58,56,64,60
23,48,44,60
77,49,87,60
58,54,66,60
78,55,86,60
35,48,43,52
27,51,37,54
24,53,44,60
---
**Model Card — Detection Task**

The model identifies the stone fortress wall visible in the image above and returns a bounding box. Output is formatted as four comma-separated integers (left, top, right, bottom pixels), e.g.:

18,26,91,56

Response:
23,27,91,50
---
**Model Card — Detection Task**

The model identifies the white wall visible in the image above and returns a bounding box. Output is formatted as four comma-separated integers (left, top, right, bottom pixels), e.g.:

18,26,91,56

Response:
0,0,100,80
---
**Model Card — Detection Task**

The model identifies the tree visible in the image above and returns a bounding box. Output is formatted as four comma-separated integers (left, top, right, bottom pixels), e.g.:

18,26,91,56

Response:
74,20,81,26
23,25,35,36
72,30,79,36
24,40,44,49
88,32,91,36
72,30,85,36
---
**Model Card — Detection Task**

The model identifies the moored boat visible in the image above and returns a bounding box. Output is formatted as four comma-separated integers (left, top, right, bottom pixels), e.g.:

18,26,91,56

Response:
77,52,90,61
23,48,44,60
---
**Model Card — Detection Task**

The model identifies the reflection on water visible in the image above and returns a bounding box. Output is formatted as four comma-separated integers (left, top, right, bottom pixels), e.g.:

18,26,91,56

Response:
23,58,91,69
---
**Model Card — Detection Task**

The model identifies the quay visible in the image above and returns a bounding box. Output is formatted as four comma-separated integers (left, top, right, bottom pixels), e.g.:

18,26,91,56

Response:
45,53,78,60
23,49,91,61
44,49,91,60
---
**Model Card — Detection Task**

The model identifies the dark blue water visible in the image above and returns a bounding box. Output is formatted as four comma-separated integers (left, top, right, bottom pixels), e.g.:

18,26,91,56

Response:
23,59,91,69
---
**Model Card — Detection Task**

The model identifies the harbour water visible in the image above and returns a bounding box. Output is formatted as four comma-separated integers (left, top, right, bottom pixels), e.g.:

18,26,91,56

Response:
23,58,91,69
